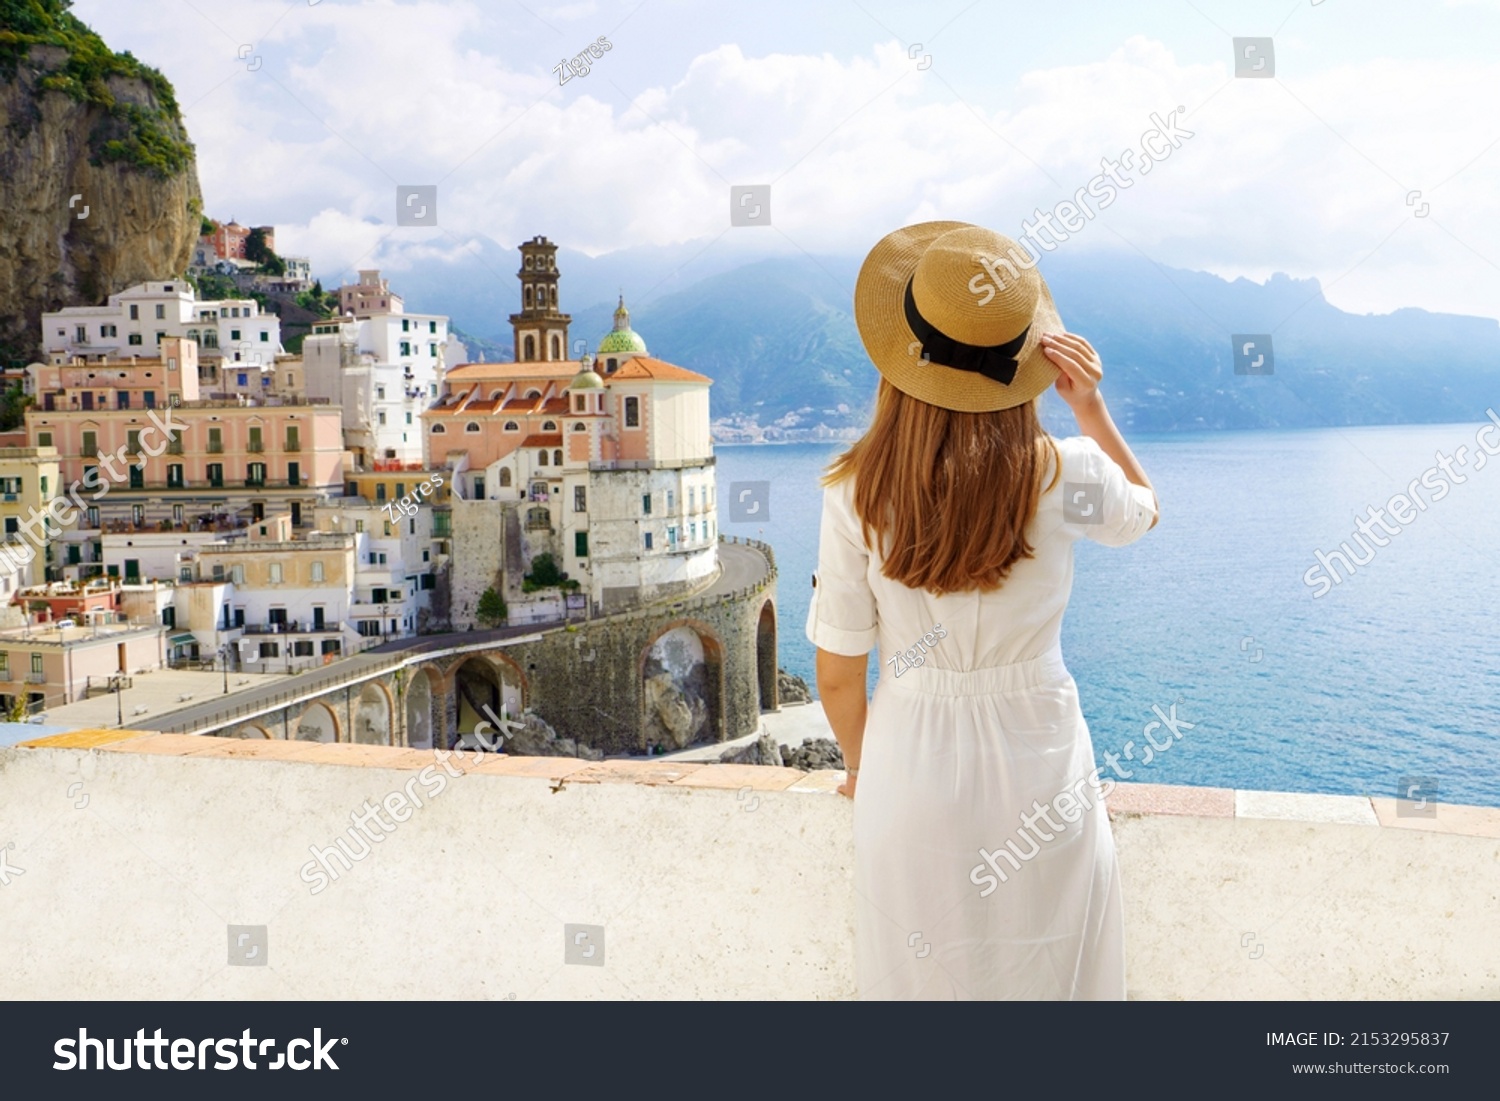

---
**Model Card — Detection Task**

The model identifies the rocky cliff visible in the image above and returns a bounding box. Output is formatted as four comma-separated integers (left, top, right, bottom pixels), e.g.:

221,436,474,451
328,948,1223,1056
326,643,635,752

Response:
0,1,201,364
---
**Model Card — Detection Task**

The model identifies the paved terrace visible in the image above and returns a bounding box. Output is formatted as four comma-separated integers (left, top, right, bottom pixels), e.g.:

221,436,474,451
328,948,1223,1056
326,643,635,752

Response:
2,725,1496,1000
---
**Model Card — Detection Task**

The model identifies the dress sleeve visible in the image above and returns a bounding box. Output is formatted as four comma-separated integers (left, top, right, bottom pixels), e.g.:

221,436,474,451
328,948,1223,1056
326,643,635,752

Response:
1064,435,1159,547
804,481,879,656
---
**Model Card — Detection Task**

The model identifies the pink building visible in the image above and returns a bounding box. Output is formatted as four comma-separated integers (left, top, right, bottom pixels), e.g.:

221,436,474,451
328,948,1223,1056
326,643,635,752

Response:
23,340,348,576
209,221,274,261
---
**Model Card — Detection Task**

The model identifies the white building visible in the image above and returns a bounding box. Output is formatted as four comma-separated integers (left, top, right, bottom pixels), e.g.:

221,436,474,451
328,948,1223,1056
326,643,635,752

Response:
312,496,443,640
438,264,719,621
39,281,287,390
302,271,454,467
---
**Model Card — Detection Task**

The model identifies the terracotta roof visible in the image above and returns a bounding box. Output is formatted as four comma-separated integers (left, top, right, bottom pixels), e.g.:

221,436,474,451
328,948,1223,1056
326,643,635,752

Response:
500,395,545,412
519,433,563,447
605,356,711,385
444,361,578,381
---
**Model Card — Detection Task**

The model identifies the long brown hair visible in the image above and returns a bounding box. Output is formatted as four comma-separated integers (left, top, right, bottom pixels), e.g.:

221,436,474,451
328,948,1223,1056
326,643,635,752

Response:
823,379,1059,595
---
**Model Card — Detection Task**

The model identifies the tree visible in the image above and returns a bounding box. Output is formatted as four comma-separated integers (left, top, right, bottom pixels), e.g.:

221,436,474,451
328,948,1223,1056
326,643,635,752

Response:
244,227,271,263
475,587,507,628
526,553,564,588
296,282,336,317
0,381,33,431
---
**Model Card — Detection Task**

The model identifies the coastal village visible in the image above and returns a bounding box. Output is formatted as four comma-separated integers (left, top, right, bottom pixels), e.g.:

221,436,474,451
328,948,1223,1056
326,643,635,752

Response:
0,222,800,759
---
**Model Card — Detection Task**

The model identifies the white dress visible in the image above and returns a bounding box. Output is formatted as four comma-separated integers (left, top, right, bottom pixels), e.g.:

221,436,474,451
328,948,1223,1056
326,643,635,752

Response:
805,435,1158,1000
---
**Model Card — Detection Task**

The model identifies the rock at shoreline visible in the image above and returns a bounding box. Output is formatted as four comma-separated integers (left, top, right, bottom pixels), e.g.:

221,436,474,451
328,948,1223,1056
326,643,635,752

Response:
718,734,845,770
503,712,604,760
719,734,783,767
780,737,844,771
777,668,812,704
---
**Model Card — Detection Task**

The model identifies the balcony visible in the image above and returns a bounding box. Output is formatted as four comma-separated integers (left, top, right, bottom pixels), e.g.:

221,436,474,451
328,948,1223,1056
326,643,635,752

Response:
101,518,247,535
25,672,46,684
6,722,1499,1001
242,622,337,635
246,441,264,453
207,442,224,454
244,478,266,488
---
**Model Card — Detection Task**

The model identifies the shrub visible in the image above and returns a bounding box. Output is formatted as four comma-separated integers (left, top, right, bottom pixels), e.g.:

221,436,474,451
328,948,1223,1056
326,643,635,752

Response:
475,587,507,628
1,0,194,178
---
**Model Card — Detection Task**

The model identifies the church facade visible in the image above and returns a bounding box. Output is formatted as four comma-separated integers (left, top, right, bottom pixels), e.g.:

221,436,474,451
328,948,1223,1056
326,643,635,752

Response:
432,236,722,624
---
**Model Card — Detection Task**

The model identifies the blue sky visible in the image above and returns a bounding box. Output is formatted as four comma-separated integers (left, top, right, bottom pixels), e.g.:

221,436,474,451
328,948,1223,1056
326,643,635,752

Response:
72,0,1500,318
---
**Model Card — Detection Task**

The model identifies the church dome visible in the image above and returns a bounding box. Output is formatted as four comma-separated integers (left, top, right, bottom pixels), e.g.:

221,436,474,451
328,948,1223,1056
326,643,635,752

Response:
569,353,605,389
598,294,647,354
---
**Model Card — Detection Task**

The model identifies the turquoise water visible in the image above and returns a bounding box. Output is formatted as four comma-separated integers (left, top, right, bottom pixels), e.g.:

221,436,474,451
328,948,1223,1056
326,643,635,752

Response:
716,422,1500,808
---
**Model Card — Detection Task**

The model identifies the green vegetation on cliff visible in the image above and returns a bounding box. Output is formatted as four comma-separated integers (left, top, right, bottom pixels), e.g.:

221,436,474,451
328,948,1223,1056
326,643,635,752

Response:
0,0,193,176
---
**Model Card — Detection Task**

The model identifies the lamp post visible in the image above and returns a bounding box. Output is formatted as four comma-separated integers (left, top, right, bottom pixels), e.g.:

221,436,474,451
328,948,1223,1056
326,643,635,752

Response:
219,644,230,695
115,673,122,726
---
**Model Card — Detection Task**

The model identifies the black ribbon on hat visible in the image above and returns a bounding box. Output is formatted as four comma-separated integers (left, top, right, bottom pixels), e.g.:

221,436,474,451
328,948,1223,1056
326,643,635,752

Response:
904,277,1029,385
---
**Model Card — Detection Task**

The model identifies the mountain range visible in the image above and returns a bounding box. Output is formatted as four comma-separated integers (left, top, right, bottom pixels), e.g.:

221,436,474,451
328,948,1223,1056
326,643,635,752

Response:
408,240,1500,438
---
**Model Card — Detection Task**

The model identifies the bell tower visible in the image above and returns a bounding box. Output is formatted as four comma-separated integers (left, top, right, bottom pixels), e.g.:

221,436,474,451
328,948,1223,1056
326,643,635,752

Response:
508,235,572,363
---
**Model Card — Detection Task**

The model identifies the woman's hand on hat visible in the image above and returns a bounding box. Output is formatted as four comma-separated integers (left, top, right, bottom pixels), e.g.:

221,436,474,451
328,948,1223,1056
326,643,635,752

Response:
1041,332,1104,413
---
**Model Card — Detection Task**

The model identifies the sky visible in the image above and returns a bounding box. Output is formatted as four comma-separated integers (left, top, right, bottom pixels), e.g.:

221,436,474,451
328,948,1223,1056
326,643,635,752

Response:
71,0,1500,320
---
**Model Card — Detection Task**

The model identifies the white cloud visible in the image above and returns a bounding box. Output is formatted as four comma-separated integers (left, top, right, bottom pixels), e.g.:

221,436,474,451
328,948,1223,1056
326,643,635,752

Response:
68,2,1500,319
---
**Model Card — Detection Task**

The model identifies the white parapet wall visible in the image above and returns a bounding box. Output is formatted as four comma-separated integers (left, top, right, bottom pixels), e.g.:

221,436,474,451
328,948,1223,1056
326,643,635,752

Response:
0,732,1497,1000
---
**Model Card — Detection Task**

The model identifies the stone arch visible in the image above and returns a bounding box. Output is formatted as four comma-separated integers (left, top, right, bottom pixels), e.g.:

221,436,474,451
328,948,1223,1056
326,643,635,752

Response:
294,700,339,742
354,681,393,745
405,665,442,749
756,600,778,711
639,619,725,751
228,722,272,739
450,654,526,751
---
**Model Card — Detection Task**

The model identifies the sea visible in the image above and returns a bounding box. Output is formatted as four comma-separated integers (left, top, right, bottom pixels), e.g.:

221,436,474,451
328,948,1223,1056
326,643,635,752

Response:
716,420,1500,808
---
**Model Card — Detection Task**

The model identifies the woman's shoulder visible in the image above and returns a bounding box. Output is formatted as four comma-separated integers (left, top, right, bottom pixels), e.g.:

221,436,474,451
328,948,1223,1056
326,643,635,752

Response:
1044,432,1104,480
1047,434,1107,479
819,470,861,524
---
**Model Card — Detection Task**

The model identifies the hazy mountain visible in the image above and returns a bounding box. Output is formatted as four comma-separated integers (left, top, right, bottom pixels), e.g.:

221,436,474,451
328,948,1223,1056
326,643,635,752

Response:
402,242,1500,435
376,233,786,348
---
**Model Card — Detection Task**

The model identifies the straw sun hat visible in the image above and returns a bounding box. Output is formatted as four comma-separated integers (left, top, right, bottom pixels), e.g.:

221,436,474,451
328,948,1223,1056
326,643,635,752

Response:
853,220,1064,413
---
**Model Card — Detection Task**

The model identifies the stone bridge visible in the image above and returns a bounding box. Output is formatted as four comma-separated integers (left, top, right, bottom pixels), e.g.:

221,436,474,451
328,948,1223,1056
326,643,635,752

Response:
151,538,779,757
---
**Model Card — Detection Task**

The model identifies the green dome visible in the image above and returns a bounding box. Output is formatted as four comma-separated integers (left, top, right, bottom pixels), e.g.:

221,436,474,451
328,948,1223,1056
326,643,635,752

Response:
598,293,647,355
570,369,605,389
598,328,647,354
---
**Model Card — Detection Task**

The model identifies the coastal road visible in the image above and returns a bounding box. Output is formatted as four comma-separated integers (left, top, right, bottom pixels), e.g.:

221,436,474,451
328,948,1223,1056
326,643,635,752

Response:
143,540,774,734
